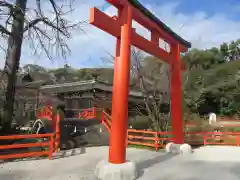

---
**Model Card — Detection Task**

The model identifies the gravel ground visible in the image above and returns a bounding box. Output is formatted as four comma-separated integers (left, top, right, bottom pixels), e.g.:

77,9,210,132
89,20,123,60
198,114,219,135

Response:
1,146,240,180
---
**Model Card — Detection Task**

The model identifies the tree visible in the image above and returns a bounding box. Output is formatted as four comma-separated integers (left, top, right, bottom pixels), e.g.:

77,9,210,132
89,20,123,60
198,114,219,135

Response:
0,0,81,132
229,40,240,61
22,64,47,73
131,48,170,132
220,42,229,61
100,47,170,131
182,47,240,116
220,40,240,61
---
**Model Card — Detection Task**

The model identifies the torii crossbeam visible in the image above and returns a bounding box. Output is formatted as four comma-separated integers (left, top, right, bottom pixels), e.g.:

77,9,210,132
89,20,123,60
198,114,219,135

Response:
90,0,191,176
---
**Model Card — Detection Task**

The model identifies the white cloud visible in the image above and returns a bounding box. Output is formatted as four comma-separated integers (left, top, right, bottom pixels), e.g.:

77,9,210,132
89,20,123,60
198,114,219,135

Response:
144,2,240,49
0,0,239,69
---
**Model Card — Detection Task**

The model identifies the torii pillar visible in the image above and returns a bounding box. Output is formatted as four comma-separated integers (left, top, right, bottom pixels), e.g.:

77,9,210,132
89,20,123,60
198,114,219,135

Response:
90,0,191,179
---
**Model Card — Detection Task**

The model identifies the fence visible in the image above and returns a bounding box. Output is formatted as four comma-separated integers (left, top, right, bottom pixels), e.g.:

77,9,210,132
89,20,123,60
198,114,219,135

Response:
101,110,111,132
78,108,97,119
127,130,240,151
127,129,173,151
36,106,53,120
0,133,54,160
98,110,240,150
0,107,99,161
202,132,240,146
5,106,240,160
184,131,240,146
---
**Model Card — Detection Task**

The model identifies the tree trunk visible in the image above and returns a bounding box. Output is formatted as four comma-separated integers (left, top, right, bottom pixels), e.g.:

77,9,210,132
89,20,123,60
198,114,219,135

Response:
2,0,27,132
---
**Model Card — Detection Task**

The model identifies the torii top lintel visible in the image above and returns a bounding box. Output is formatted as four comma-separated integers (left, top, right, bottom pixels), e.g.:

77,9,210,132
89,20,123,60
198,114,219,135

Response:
107,0,191,49
90,0,191,67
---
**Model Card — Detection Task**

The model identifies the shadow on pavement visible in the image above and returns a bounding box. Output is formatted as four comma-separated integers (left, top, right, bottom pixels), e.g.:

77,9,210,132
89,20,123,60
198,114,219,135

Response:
137,153,176,177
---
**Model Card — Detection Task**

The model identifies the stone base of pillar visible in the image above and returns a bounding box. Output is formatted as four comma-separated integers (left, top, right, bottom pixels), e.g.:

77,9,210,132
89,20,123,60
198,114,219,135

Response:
165,142,192,154
95,160,138,180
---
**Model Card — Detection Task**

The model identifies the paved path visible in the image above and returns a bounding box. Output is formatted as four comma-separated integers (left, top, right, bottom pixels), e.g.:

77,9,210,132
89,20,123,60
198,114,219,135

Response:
1,146,240,180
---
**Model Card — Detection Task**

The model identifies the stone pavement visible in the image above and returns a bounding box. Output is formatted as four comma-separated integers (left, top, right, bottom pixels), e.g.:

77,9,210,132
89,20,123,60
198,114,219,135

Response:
1,146,240,180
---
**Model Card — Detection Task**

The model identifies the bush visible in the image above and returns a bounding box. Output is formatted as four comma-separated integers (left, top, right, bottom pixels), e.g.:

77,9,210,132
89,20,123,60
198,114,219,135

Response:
183,113,207,125
184,124,216,145
222,126,240,132
128,115,150,130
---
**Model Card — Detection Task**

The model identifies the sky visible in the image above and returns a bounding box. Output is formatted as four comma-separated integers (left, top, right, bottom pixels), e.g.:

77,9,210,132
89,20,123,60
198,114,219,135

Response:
0,0,239,69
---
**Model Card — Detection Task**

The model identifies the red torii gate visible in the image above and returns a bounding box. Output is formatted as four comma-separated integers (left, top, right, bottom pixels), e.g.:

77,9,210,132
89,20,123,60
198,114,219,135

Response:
90,0,191,165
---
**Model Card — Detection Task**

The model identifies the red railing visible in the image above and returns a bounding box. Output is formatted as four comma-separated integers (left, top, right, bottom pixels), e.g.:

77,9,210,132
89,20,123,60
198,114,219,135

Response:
78,107,97,119
126,131,240,151
184,131,240,146
0,107,99,161
127,129,172,151
202,132,240,146
0,133,54,160
101,110,111,132
35,106,240,151
36,106,53,120
37,106,98,120
185,123,240,127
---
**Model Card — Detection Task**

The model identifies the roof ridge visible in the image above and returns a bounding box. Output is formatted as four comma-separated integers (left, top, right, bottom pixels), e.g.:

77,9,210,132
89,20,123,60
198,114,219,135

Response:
40,79,97,89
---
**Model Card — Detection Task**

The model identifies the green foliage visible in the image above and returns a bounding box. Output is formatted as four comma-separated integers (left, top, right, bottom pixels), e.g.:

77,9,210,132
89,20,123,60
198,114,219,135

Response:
222,126,240,132
129,115,150,130
128,144,164,151
183,40,240,117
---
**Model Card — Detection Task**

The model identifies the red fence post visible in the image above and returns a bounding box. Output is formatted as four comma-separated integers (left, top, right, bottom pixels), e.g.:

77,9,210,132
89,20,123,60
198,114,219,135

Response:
155,132,158,152
48,135,54,160
55,111,61,152
236,136,240,146
126,130,129,147
203,136,207,145
101,111,105,124
93,107,96,118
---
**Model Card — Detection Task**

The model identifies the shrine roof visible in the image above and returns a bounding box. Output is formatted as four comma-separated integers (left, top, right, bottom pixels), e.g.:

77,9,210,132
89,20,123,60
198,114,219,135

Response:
39,79,168,100
128,0,191,48
39,79,142,97
16,80,49,89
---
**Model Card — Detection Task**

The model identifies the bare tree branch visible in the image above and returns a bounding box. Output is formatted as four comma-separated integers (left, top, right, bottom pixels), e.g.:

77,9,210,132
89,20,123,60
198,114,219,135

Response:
100,46,171,132
23,17,46,32
0,24,11,35
0,0,85,132
0,1,14,9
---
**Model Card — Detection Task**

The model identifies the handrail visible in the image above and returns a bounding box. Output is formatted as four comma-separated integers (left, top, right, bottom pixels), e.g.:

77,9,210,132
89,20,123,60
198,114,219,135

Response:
102,110,111,120
0,133,53,140
185,132,240,135
32,106,240,152
78,107,96,119
101,110,111,132
127,129,172,151
0,133,54,160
